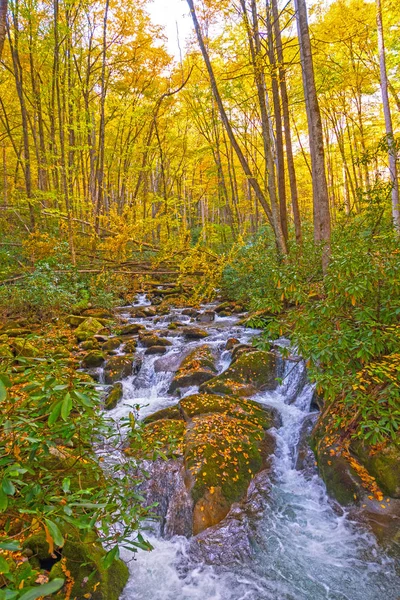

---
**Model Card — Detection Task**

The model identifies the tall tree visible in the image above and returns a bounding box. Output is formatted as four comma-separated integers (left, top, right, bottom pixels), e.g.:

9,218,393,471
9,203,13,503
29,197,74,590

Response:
376,0,399,231
294,0,331,262
271,0,302,244
0,0,7,60
187,0,288,255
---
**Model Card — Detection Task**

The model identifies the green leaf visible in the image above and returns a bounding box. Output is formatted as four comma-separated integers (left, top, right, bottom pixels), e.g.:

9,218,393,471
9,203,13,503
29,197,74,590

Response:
102,545,119,569
0,541,21,551
61,393,73,421
2,479,15,496
18,579,65,600
0,490,8,512
0,373,11,388
48,400,63,426
44,519,64,548
62,478,70,493
73,390,93,407
0,555,10,574
0,380,7,403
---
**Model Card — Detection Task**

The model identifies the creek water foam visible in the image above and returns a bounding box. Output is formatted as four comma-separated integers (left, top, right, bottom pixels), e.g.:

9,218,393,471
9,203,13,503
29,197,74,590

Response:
103,299,399,600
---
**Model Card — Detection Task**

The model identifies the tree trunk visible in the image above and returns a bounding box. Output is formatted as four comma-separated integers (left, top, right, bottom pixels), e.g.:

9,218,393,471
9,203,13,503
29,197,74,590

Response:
271,0,302,245
187,0,287,255
0,0,7,61
376,0,399,231
294,0,331,264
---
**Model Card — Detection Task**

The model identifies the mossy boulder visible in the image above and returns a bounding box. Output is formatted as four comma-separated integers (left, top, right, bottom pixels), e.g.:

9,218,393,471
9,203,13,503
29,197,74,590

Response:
143,404,183,424
119,323,143,335
24,531,128,600
12,338,39,358
104,382,123,410
351,440,400,498
4,327,32,337
182,327,209,340
122,339,137,353
102,338,122,353
139,418,186,458
200,350,277,397
52,345,71,359
145,345,167,355
140,334,172,348
137,393,275,535
0,343,13,358
168,346,217,393
81,350,105,368
75,318,104,342
104,355,133,383
82,308,113,319
80,339,99,351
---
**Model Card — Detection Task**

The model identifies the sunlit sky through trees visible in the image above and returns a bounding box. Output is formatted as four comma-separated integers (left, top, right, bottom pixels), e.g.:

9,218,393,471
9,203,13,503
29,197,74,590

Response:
148,0,192,59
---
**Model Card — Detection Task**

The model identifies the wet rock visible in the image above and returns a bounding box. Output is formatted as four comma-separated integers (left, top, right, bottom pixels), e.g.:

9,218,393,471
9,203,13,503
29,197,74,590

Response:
295,413,319,473
119,323,143,336
182,326,209,340
196,310,215,323
101,338,121,353
145,345,167,355
182,308,199,317
81,350,105,368
122,339,137,354
154,349,192,373
104,355,133,384
75,318,104,342
139,458,193,538
104,382,123,410
140,335,172,348
186,469,272,567
187,504,252,566
226,337,240,350
351,439,400,498
200,350,277,397
80,339,99,351
24,530,128,600
135,393,275,536
215,302,232,313
168,346,217,393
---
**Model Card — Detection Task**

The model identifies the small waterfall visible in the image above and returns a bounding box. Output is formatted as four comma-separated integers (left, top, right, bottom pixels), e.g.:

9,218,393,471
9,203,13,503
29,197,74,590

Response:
99,302,399,600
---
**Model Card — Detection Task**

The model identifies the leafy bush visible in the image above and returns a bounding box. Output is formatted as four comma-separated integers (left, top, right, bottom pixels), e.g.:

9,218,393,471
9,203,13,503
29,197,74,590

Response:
222,188,400,445
0,351,152,598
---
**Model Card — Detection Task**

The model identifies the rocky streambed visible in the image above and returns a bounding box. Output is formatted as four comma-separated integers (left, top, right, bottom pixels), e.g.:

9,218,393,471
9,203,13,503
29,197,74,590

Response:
85,294,400,600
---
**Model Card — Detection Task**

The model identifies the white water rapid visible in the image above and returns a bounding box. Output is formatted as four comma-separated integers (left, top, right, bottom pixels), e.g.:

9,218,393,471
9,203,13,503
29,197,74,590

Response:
102,299,399,600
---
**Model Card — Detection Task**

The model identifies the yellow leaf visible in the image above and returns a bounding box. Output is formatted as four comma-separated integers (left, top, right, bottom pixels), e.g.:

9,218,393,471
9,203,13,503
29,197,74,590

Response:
44,525,54,556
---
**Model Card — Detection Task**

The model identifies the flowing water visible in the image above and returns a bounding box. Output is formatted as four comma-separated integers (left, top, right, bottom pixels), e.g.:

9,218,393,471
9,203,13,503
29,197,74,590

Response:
102,299,399,600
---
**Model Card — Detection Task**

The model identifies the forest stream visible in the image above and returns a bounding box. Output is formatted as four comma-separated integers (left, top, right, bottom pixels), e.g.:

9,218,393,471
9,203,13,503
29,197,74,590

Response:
93,295,400,600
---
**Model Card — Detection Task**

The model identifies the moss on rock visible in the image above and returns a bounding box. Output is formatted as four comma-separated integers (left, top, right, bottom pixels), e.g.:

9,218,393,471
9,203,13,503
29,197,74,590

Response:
75,318,104,342
24,531,128,600
81,350,105,368
12,338,39,357
168,346,217,393
104,355,133,384
104,382,123,410
200,350,277,397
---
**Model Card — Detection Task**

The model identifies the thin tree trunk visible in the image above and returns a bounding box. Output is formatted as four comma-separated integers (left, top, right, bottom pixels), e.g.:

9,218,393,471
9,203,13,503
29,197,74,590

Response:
376,0,399,231
187,0,287,255
0,0,7,60
266,0,288,242
294,0,331,267
271,0,302,244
